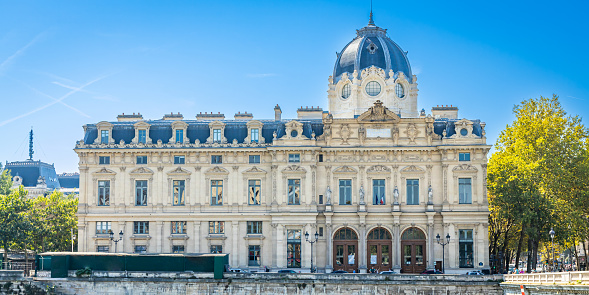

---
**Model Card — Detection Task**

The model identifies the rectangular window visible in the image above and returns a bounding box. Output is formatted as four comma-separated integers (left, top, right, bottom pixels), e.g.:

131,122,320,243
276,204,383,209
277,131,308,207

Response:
173,180,185,205
247,221,262,234
174,155,185,164
459,229,474,268
211,180,223,205
288,154,300,163
134,245,147,254
251,129,259,143
318,194,323,204
249,245,261,266
171,221,187,234
210,245,223,254
287,229,301,268
176,129,183,143
98,180,110,206
459,178,472,204
136,155,147,164
99,156,110,165
134,221,149,234
318,154,323,162
96,221,111,235
248,179,261,205
249,155,260,164
406,179,419,205
339,179,352,205
96,246,109,253
135,180,148,206
173,245,185,253
138,129,147,144
211,155,223,164
101,130,109,144
319,227,324,237
459,152,471,161
213,129,222,142
373,179,386,205
287,179,300,205
209,221,225,234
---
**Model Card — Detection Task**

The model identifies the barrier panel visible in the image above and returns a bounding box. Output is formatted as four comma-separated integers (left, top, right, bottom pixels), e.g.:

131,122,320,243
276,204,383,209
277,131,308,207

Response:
37,252,229,278
504,271,589,284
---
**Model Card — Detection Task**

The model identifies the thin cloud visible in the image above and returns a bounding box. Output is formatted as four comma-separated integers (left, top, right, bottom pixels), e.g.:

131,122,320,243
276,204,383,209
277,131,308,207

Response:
246,73,278,78
0,75,110,127
567,95,584,101
52,81,118,102
0,33,44,74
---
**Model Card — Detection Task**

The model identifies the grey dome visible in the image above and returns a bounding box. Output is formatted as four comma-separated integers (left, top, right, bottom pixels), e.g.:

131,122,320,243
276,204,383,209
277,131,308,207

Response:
333,18,412,83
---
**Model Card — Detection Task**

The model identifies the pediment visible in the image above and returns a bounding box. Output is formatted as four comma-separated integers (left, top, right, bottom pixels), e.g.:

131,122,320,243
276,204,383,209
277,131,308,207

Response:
452,164,478,173
366,165,390,173
333,165,358,174
357,100,400,122
285,120,303,129
171,120,188,129
134,121,151,128
96,121,113,128
92,168,116,176
400,165,425,173
167,167,191,175
282,165,307,173
243,166,267,174
129,167,154,175
205,166,230,174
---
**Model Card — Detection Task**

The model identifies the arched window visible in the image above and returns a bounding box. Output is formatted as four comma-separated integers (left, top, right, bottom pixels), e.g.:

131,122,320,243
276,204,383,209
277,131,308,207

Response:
367,227,392,240
401,227,425,240
334,228,358,240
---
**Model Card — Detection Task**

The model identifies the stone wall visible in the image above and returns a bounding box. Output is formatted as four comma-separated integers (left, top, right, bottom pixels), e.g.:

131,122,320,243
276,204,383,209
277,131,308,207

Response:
1,273,504,295
502,283,589,295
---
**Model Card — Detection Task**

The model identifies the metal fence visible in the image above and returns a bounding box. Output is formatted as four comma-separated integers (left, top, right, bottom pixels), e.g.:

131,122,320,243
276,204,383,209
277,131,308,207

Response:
1,262,33,275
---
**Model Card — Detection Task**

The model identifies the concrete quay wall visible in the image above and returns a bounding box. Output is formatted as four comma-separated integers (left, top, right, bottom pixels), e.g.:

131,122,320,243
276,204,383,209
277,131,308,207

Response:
1,273,504,295
502,283,589,295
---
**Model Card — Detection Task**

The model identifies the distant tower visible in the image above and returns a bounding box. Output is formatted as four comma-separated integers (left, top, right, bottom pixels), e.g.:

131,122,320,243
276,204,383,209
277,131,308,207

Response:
29,127,34,160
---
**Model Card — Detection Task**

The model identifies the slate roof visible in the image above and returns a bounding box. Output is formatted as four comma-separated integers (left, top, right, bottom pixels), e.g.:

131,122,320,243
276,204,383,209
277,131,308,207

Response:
5,160,61,189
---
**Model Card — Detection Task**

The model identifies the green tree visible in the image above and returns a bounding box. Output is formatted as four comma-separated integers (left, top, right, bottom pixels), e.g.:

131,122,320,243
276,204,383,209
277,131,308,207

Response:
0,168,12,196
0,187,31,266
488,95,589,272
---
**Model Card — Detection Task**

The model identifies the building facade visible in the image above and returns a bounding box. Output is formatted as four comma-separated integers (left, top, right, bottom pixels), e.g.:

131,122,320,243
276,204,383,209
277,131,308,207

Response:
75,16,491,274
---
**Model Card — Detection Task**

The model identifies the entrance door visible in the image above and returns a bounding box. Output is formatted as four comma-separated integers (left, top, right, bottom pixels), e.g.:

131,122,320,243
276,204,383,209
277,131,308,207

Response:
366,227,392,272
400,227,427,274
333,228,358,272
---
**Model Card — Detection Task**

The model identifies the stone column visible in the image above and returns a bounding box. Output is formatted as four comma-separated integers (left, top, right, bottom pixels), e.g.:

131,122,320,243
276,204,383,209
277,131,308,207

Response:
359,224,367,273
271,223,278,268
193,221,201,253
447,223,456,269
156,221,164,253
393,221,401,269
78,222,87,252
325,223,333,272
276,224,285,268
427,221,434,269
232,221,239,266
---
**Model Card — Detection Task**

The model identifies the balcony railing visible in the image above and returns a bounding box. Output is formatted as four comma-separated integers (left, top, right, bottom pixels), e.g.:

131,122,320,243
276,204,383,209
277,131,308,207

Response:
504,271,589,284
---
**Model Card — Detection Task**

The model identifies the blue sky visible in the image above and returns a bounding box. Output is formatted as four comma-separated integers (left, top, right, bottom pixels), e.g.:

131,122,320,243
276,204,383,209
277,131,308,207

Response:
1,0,588,173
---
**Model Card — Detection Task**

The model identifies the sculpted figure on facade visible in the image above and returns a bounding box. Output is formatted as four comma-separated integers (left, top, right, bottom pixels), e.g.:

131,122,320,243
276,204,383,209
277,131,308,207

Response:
359,185,365,205
428,185,433,204
326,186,332,205
393,186,399,204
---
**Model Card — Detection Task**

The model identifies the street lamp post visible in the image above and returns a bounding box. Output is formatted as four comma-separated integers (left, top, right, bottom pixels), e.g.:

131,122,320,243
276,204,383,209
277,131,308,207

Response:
305,231,319,273
549,228,555,272
436,233,451,274
70,228,76,252
109,230,124,253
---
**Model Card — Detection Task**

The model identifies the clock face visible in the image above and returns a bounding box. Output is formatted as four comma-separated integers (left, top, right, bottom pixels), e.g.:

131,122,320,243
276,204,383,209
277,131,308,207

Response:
460,128,468,136
366,81,381,96
291,130,298,138
341,84,351,99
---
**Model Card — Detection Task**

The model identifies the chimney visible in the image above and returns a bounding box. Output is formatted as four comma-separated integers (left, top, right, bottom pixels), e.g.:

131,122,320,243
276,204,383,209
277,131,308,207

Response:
196,112,225,121
163,112,183,120
297,106,323,119
234,111,253,120
117,112,143,122
431,105,459,119
274,104,282,121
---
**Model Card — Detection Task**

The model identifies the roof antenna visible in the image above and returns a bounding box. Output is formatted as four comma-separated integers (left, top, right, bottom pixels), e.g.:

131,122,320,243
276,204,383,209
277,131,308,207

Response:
368,0,375,26
29,127,34,160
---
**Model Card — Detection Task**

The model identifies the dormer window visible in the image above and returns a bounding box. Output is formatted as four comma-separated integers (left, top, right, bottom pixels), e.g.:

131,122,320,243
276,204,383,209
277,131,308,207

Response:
101,130,109,144
138,130,147,144
251,128,259,143
213,129,222,143
176,129,184,143
395,83,405,98
341,84,351,99
366,81,381,96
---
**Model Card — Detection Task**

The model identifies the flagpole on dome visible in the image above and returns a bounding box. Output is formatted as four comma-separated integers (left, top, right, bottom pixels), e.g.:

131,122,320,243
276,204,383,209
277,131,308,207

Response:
368,0,375,26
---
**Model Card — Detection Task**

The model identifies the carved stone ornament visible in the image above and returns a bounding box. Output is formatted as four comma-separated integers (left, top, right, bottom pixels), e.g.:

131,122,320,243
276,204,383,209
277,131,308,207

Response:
243,167,267,174
400,165,425,173
129,167,154,175
405,123,419,144
340,124,350,144
167,167,191,175
366,165,390,173
361,65,386,80
333,165,357,174
357,100,400,122
93,168,116,175
451,119,476,139
452,164,478,173
282,165,307,173
205,166,230,175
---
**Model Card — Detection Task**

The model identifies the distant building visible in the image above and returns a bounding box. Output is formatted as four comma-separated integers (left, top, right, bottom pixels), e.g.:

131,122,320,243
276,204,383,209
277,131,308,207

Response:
57,172,80,196
7,160,60,197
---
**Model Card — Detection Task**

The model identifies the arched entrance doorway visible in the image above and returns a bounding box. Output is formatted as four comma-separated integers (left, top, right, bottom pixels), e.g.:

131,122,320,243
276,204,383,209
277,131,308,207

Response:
333,227,358,272
366,227,392,273
401,227,426,274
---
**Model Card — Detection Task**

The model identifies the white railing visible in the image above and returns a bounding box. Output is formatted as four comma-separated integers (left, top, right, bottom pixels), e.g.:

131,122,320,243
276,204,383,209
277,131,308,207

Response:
504,271,589,284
